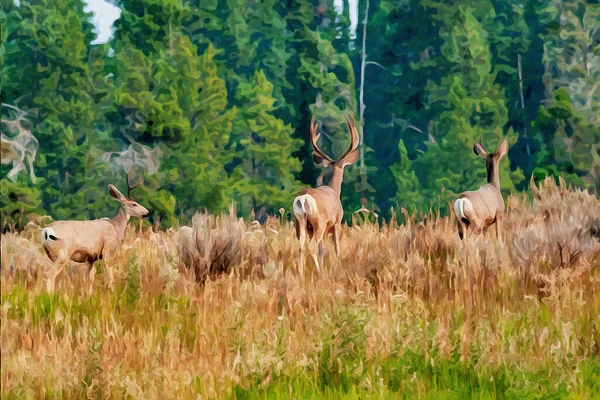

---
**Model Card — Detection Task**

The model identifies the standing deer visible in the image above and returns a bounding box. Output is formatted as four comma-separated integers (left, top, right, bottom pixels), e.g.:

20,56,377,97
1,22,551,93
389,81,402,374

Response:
41,173,149,292
453,139,509,243
293,115,359,273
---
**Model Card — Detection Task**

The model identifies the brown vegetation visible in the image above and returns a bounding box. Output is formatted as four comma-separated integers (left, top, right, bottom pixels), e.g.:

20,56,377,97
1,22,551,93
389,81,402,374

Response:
1,178,599,398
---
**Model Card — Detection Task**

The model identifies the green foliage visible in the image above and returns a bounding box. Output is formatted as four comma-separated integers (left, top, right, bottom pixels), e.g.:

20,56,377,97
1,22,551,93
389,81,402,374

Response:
535,89,600,189
391,140,423,213
411,6,523,212
0,179,43,229
230,70,302,215
231,350,600,399
1,0,108,221
1,0,598,225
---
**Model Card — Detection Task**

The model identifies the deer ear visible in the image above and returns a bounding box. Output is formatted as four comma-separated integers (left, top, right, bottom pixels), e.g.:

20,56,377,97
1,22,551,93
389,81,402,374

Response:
108,184,126,202
341,149,359,166
496,139,509,158
312,152,331,167
473,142,488,158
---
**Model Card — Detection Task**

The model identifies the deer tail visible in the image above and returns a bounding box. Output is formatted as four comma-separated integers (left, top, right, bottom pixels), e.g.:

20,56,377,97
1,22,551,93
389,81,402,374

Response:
454,198,473,225
41,227,60,243
293,194,318,219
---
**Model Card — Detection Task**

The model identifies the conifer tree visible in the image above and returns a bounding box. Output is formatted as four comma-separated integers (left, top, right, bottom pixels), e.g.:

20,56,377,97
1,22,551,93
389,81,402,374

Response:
230,71,302,215
108,3,238,222
391,139,423,214
1,0,106,220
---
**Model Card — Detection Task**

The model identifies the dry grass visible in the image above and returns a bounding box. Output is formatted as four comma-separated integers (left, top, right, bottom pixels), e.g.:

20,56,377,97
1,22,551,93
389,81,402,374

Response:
2,178,600,399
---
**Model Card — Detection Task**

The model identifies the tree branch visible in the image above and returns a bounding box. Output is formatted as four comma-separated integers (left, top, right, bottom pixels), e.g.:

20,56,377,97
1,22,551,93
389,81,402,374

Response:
365,60,388,71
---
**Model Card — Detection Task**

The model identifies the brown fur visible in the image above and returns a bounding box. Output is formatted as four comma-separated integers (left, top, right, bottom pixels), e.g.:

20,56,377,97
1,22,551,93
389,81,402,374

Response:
294,115,359,273
455,139,508,242
43,214,125,263
41,183,149,292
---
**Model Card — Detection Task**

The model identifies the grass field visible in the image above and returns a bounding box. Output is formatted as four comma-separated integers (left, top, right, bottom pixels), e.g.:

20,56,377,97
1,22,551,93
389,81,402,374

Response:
2,178,600,399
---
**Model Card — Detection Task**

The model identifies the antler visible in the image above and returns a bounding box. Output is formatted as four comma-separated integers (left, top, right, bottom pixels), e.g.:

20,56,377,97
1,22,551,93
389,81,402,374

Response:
310,115,334,163
339,114,360,161
125,170,144,199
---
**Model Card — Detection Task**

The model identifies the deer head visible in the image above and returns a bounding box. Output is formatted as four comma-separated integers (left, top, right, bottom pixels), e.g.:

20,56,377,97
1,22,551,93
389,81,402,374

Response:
473,139,508,190
108,171,149,218
310,115,360,194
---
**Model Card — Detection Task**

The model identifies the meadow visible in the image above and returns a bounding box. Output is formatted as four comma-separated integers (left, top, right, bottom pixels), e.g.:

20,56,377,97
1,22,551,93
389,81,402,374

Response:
2,177,600,399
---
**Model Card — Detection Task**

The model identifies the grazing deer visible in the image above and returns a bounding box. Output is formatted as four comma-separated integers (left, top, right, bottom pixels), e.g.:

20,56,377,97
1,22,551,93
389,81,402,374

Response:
41,173,149,292
293,115,359,273
454,139,509,243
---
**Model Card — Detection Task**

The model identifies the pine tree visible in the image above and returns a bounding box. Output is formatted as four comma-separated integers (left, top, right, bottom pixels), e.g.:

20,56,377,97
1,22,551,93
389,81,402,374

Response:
230,70,302,216
391,139,423,214
108,2,241,222
489,0,546,184
164,42,237,216
533,0,600,190
1,0,108,220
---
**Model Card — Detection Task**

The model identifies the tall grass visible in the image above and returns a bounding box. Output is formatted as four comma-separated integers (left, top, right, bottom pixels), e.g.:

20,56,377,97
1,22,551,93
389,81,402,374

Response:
2,178,600,399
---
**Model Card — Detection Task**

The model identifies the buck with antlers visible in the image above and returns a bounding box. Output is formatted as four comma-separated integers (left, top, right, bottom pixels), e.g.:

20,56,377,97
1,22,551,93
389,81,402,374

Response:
453,139,509,243
41,172,149,292
293,114,359,273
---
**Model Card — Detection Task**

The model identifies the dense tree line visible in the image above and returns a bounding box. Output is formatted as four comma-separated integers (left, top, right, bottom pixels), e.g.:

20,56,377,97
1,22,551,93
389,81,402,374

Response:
1,0,599,228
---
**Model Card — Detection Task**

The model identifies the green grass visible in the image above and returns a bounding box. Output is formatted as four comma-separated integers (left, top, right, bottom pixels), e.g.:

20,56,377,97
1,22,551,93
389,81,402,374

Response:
231,354,600,400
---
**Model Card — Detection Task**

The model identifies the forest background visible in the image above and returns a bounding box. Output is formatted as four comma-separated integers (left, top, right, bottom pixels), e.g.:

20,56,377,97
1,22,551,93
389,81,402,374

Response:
2,0,599,228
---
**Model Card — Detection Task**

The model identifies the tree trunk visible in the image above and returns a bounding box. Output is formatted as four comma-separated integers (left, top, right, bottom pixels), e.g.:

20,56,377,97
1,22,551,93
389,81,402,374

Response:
518,54,530,156
359,0,369,177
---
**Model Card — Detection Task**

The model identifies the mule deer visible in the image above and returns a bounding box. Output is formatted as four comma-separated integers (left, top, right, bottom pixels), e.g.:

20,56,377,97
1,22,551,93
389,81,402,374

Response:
293,115,359,273
41,173,149,292
454,139,508,243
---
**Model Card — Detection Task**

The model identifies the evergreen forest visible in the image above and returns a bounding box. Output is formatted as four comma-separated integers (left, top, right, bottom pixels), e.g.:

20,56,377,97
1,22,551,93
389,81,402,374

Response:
2,0,599,227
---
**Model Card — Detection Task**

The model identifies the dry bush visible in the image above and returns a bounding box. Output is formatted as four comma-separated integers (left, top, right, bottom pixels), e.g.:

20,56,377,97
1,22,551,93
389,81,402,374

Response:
177,211,244,282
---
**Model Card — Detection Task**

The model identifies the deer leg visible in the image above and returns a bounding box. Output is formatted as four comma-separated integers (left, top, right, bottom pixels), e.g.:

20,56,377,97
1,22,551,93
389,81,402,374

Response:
495,213,504,244
456,218,465,240
310,225,326,272
310,239,320,273
332,224,341,257
105,260,115,291
296,217,307,276
102,242,119,291
317,239,325,271
464,222,479,243
45,252,69,293
308,231,320,273
87,261,96,295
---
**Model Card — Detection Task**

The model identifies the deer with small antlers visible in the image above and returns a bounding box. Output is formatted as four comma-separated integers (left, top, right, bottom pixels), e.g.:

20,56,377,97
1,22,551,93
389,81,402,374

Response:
454,139,509,243
293,114,359,273
41,172,149,292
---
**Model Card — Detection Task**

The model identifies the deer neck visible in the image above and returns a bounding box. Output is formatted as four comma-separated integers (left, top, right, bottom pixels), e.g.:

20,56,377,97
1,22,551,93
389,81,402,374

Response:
487,159,501,190
110,207,130,241
327,166,345,196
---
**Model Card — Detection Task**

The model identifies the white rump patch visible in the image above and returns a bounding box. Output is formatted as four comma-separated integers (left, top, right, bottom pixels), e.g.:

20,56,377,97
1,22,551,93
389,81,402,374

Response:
453,198,473,221
41,227,59,244
293,194,318,218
